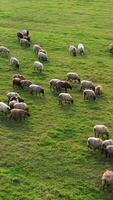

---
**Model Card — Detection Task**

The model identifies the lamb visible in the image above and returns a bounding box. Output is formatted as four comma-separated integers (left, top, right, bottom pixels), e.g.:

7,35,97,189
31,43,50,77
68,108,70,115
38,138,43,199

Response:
83,89,96,101
59,93,73,104
102,139,113,152
20,80,32,89
102,170,113,190
49,79,60,90
0,46,10,56
38,51,48,61
105,145,113,158
80,80,95,91
33,44,41,54
78,43,85,55
69,45,77,56
67,72,80,83
9,108,30,120
12,78,21,88
20,38,30,48
29,84,44,95
0,102,10,115
10,57,19,69
12,74,26,80
87,137,102,150
95,85,103,96
34,61,44,73
93,125,109,139
13,102,29,111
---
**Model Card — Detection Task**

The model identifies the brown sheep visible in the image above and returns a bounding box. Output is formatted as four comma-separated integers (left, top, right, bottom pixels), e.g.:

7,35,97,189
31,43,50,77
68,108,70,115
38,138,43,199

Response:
12,78,21,88
9,108,30,120
54,81,72,93
20,80,32,89
12,74,26,80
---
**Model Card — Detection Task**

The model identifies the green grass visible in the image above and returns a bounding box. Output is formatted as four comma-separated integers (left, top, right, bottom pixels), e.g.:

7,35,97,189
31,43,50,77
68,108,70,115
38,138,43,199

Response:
1,0,113,199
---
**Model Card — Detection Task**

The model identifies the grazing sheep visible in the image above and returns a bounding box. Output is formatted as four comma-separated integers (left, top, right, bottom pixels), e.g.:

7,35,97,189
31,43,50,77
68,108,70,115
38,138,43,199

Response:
95,85,103,96
102,139,113,152
102,170,113,190
59,93,73,104
17,30,29,39
20,80,32,89
54,80,72,93
12,78,21,88
7,92,24,103
13,102,28,111
93,125,109,139
0,46,10,56
0,102,10,115
12,74,26,80
49,79,60,90
69,45,77,56
10,57,19,69
33,44,41,54
9,99,19,109
9,108,30,120
83,89,96,101
29,84,44,95
78,43,85,55
105,145,113,158
109,44,113,54
20,38,30,48
80,80,95,91
87,137,102,150
38,51,48,61
34,61,44,73
67,72,80,83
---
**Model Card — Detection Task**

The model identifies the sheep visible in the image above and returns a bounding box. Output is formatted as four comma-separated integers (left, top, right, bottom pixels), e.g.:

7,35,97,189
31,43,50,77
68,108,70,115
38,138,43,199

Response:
20,80,32,89
102,170,113,190
9,99,19,109
87,137,102,150
78,43,85,55
34,61,44,73
80,80,95,91
54,80,72,93
13,102,29,111
102,139,113,152
9,108,30,120
69,45,77,56
12,74,26,80
49,79,60,90
83,89,96,101
33,44,41,54
17,30,29,39
105,145,113,158
59,93,73,104
109,44,113,54
29,84,44,96
0,46,10,56
67,72,80,83
20,38,30,48
7,92,24,103
95,85,103,96
10,57,19,69
93,125,109,139
38,51,48,61
12,78,21,88
0,102,10,115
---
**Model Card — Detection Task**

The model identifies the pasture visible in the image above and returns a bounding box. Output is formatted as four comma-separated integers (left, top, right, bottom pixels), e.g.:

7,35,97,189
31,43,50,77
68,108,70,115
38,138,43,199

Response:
0,0,113,199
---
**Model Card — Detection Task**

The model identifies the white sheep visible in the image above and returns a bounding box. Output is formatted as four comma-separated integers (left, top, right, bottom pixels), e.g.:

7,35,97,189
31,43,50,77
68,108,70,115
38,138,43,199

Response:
20,80,32,89
0,102,10,115
93,125,109,139
67,72,80,83
38,51,48,61
13,102,28,111
33,44,41,54
87,137,102,150
29,84,44,95
83,89,96,101
95,85,103,96
34,61,44,73
7,92,24,103
20,38,30,48
0,46,10,56
80,80,95,91
59,93,73,104
69,45,77,56
10,57,19,68
9,99,19,109
102,170,113,190
102,139,113,152
78,43,85,55
49,79,60,90
105,145,113,158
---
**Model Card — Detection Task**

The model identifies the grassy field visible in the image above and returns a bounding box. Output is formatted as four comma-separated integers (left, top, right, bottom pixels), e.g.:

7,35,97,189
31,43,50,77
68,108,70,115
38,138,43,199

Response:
1,0,113,199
